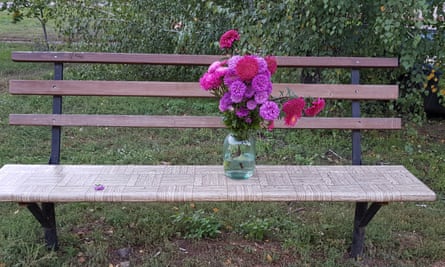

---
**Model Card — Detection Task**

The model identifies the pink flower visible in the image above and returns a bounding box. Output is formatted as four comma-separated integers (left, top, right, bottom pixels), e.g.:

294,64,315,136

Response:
236,56,259,81
282,97,306,126
267,120,275,131
215,66,228,77
208,61,222,73
304,98,325,116
199,72,223,91
219,29,240,49
265,56,277,75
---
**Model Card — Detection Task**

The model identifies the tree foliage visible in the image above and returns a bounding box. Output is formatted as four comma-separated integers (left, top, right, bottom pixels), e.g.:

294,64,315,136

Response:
50,0,445,119
1,0,55,50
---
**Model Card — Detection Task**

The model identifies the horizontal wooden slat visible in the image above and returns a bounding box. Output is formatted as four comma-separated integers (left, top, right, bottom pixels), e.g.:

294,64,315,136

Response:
11,52,223,65
12,52,399,68
9,80,399,100
9,114,402,130
272,83,398,100
9,80,212,97
275,56,398,68
0,164,436,202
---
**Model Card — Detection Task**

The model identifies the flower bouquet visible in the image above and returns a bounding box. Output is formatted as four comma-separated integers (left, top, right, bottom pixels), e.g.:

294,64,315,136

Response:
199,29,325,178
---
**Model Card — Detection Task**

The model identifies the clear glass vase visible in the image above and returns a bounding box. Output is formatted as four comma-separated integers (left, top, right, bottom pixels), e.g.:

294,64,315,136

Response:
223,133,256,179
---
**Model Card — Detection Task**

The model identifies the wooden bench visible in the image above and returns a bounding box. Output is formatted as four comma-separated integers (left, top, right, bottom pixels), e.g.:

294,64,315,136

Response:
0,52,436,259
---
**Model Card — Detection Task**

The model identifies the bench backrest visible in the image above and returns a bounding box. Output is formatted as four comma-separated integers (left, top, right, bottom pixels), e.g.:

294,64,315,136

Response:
9,52,400,165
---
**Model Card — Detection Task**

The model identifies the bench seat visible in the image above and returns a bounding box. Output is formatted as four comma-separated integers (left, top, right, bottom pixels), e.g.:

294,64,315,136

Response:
0,164,436,203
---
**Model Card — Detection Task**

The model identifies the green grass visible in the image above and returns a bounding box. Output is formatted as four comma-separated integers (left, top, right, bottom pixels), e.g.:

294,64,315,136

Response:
0,12,57,43
0,42,444,266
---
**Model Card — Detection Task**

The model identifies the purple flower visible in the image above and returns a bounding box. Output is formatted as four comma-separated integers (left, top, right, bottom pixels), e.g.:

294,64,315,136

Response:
259,101,280,120
223,69,239,87
227,55,241,70
255,57,268,74
244,85,255,98
236,107,249,118
219,92,233,112
254,91,269,104
94,184,105,191
247,100,257,110
252,74,271,92
229,80,247,103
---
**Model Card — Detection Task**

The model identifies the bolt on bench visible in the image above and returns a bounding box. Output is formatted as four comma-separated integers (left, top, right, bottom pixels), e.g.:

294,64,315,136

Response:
0,52,436,258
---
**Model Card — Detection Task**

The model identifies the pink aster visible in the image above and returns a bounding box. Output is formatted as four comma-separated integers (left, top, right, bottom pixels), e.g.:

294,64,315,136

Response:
219,29,240,49
199,72,222,91
304,98,325,116
236,56,259,81
282,97,306,126
267,120,275,131
215,66,228,77
265,56,277,75
208,61,222,73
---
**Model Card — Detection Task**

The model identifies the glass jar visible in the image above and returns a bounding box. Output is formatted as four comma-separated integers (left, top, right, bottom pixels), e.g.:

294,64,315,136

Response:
223,133,256,179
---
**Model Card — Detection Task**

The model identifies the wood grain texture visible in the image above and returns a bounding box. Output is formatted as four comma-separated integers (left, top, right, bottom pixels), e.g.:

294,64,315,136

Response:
9,80,399,100
0,164,434,203
11,52,398,68
9,114,402,130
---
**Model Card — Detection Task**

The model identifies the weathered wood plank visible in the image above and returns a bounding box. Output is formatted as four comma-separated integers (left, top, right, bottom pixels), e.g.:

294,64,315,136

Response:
11,52,399,68
9,114,402,130
9,80,399,100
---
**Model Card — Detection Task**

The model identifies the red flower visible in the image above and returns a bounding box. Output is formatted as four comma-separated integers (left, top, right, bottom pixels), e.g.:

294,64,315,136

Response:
219,29,240,49
267,120,275,131
282,97,306,126
235,56,259,81
304,98,325,117
265,55,277,75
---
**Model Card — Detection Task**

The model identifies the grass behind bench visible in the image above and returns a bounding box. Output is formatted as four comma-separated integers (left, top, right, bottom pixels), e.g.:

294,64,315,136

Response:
1,44,444,266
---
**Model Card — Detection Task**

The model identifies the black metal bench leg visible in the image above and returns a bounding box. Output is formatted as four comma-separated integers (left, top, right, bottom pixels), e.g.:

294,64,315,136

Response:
350,202,384,259
26,202,59,250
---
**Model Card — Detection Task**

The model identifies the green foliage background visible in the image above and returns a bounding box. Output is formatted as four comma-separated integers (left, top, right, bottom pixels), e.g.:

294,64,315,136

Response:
47,0,444,120
3,0,445,118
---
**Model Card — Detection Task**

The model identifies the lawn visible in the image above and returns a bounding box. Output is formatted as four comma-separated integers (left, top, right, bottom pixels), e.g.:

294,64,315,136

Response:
0,40,444,266
0,12,57,43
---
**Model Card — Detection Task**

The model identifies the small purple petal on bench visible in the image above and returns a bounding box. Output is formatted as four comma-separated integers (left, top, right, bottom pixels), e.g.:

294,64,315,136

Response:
94,184,105,191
